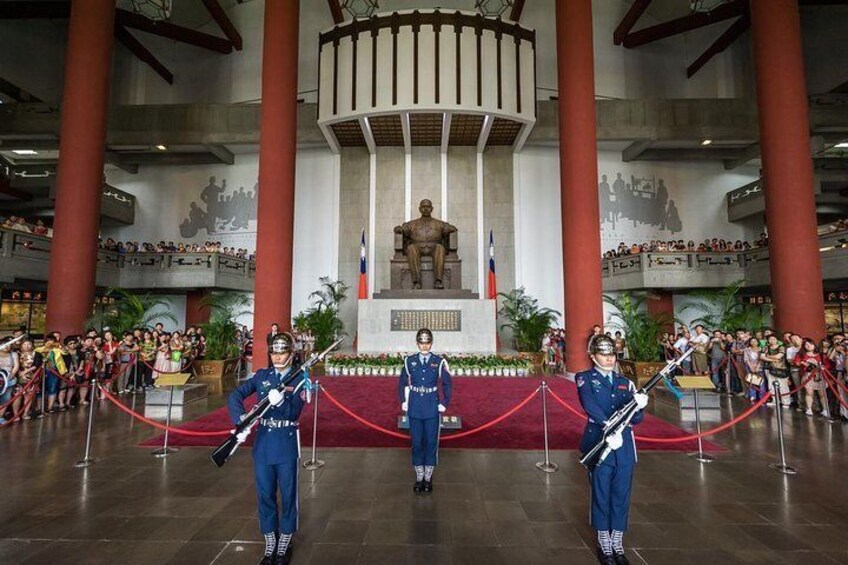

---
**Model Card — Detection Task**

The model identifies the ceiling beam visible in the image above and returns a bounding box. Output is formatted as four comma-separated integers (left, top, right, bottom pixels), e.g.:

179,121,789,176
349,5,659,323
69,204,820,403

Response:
614,0,652,45
205,144,235,165
687,15,750,78
622,139,653,162
623,0,747,49
104,151,139,174
115,9,232,54
0,77,43,103
328,0,344,24
0,176,34,201
815,157,848,171
114,26,174,85
509,0,526,23
118,152,225,166
0,2,70,19
201,0,243,51
0,139,59,151
630,147,754,161
723,143,760,170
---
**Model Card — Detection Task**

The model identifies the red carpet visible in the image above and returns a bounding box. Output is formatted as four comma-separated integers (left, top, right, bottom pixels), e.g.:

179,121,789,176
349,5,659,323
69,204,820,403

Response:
138,376,723,452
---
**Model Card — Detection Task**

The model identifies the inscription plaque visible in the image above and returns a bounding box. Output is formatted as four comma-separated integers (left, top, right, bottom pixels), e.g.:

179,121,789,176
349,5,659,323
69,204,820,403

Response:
391,310,462,332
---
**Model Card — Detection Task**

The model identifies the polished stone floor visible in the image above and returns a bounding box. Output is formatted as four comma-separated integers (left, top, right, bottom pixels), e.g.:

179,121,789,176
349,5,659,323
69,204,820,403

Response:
2,383,848,565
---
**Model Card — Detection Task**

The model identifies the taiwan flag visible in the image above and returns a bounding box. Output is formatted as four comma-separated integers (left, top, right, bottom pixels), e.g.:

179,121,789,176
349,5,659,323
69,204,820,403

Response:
488,230,497,300
358,229,368,299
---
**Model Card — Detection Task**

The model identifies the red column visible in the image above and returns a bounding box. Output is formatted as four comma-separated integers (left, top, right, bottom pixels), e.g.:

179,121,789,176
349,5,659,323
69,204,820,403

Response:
185,290,212,327
750,0,825,339
556,0,603,372
45,0,115,337
253,0,299,364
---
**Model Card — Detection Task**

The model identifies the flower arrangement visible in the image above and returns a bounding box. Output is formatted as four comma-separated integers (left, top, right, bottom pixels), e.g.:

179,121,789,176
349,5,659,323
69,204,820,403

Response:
324,353,533,377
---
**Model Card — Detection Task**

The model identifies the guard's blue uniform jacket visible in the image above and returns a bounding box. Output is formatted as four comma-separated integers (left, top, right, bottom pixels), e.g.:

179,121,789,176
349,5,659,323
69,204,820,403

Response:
228,365,308,535
398,352,452,466
576,367,644,532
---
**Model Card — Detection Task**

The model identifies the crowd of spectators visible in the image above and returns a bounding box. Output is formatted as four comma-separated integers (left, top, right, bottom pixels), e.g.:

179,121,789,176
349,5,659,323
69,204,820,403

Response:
544,322,847,423
1,216,51,236
0,217,255,260
603,234,769,259
0,324,220,426
99,238,255,260
0,324,325,427
661,325,847,421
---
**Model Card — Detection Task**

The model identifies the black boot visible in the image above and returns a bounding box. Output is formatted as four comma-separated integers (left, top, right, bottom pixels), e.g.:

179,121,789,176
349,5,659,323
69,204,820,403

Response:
595,547,616,565
413,480,424,493
277,544,292,565
613,551,630,565
423,480,433,493
258,554,276,565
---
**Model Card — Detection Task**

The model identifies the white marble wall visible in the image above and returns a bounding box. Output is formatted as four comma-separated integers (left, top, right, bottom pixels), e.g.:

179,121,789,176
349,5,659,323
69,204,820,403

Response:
358,298,497,354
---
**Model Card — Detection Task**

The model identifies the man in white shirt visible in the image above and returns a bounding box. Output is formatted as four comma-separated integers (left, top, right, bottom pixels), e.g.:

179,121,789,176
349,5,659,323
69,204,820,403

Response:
689,325,710,375
673,332,691,374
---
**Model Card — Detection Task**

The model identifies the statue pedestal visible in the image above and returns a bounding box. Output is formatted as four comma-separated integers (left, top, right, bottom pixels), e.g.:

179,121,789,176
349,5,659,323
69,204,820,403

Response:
357,298,497,354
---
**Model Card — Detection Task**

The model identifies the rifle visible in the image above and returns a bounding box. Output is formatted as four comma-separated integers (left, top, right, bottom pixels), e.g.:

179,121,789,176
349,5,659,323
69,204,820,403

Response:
579,347,694,471
211,336,345,468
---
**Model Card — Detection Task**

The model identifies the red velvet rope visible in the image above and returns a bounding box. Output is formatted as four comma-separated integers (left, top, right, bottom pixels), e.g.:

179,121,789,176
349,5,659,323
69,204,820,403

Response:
140,357,194,375
821,368,848,411
0,367,43,413
545,385,774,444
99,386,231,437
318,384,541,442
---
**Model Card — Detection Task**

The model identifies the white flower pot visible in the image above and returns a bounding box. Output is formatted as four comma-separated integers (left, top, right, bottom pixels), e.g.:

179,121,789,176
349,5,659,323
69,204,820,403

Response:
356,366,364,375
342,367,350,376
455,368,464,376
495,368,503,376
472,368,480,376
508,368,517,377
379,368,387,376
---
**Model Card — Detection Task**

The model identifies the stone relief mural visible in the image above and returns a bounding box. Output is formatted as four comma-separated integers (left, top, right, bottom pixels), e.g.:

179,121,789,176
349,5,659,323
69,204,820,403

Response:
179,176,258,238
598,173,682,234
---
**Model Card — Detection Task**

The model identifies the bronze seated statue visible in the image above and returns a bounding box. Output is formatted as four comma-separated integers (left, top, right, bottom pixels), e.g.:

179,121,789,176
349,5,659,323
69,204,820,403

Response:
392,199,462,291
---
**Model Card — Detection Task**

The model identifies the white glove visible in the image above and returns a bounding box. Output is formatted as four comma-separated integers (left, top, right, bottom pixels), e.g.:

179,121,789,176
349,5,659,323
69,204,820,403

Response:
235,428,250,445
606,431,623,451
268,388,284,407
401,402,408,412
438,403,446,413
634,392,649,410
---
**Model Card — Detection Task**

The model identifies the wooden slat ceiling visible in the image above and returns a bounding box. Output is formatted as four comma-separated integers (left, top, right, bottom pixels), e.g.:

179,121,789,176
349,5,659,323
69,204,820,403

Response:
327,114,524,148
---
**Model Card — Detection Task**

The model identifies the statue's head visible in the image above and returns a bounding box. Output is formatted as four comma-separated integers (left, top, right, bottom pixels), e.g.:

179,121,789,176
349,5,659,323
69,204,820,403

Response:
419,199,433,218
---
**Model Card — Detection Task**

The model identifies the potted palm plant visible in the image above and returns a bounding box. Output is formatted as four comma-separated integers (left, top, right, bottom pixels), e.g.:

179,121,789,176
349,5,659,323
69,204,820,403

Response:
89,288,177,334
193,292,251,395
499,287,561,371
603,293,669,389
682,280,771,330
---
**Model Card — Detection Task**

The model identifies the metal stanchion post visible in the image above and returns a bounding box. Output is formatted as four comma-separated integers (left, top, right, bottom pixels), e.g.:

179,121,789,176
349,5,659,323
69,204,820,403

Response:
687,388,714,463
819,368,838,424
151,385,178,458
74,378,98,468
769,380,797,475
35,371,46,419
302,381,325,470
535,382,558,473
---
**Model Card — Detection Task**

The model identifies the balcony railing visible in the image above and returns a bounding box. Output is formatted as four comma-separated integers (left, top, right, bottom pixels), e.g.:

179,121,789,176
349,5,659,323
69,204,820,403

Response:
0,228,255,292
601,229,848,291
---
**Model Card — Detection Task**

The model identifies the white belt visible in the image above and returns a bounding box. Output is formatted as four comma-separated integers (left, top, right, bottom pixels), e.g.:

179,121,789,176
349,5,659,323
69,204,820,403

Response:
410,386,437,394
260,418,298,429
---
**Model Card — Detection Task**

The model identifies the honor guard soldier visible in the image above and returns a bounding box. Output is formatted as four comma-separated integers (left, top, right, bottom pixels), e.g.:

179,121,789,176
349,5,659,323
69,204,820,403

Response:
398,328,452,493
577,335,649,565
228,333,310,565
